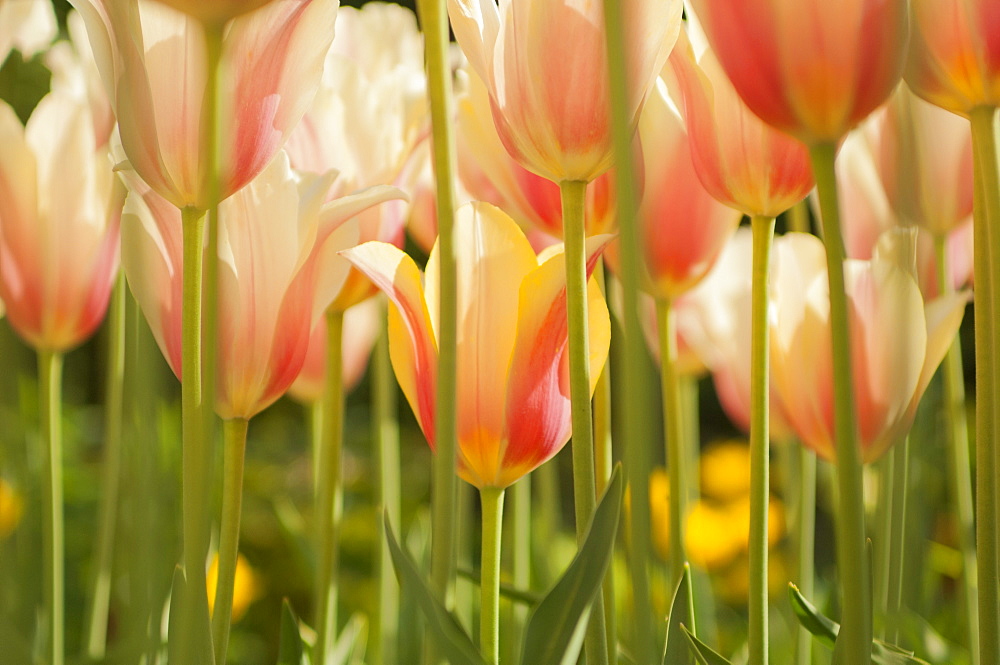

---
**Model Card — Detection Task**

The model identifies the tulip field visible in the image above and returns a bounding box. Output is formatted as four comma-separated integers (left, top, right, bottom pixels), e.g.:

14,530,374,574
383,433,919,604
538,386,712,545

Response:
0,0,998,664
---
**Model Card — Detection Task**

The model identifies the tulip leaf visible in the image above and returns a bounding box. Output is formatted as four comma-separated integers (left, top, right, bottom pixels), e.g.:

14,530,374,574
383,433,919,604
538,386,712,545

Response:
167,564,215,665
277,599,305,665
384,514,486,665
789,584,932,664
329,613,368,665
663,564,696,665
518,467,623,665
681,625,734,665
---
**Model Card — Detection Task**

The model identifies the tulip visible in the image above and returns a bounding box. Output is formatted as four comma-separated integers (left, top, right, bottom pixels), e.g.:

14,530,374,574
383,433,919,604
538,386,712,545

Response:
343,201,611,489
120,151,402,420
448,0,682,184
906,0,1000,115
0,0,56,65
770,231,968,463
689,0,909,145
0,89,121,353
668,31,814,219
71,0,338,210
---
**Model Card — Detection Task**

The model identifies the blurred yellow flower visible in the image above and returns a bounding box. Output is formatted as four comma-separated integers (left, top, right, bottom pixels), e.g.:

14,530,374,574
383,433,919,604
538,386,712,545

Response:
207,553,261,623
0,479,24,539
700,440,752,502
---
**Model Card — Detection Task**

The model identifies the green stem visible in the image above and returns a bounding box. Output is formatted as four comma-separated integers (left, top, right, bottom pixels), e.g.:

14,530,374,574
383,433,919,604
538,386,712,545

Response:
512,476,531,632
787,200,811,235
970,105,1000,665
560,178,610,665
749,215,775,665
373,317,400,665
794,446,816,665
875,453,893,636
934,235,979,665
84,275,126,659
211,418,249,665
656,297,687,578
415,2,460,650
315,308,345,663
885,437,909,644
808,142,871,665
40,350,64,665
601,0,654,658
534,462,560,587
479,488,505,665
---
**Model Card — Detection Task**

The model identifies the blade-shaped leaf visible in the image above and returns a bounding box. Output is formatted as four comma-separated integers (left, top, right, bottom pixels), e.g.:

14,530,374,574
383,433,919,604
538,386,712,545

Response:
277,599,305,665
167,564,215,665
519,467,623,665
789,584,932,664
663,564,696,665
384,514,486,665
329,613,368,665
681,625,734,665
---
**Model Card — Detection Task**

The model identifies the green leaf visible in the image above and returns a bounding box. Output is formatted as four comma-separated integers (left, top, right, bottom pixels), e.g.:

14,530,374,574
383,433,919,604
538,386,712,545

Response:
663,564,696,665
519,467,623,665
329,613,368,665
167,565,215,665
681,625,733,665
277,599,305,665
788,584,932,664
384,514,486,665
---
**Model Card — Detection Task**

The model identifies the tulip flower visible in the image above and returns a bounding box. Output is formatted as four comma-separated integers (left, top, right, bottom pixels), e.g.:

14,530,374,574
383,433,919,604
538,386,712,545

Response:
906,0,1000,115
448,0,682,184
121,151,402,420
71,0,338,210
689,0,909,145
668,31,814,218
0,89,121,353
0,0,56,65
770,231,968,463
342,201,611,489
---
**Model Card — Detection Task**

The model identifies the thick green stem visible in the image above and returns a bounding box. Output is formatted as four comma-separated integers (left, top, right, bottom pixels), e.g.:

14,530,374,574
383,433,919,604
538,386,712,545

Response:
415,4,460,653
749,215,775,665
793,446,816,665
934,236,979,664
970,104,1000,665
875,453,894,636
885,438,909,644
809,142,871,665
373,319,400,665
511,477,530,629
787,200,811,235
40,350,64,665
211,418,249,665
657,297,687,578
561,178,610,665
601,0,654,658
84,275,126,659
315,309,345,663
534,463,560,587
479,488,505,665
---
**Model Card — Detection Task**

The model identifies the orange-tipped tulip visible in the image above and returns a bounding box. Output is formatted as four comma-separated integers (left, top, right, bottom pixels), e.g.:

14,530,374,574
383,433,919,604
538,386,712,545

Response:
71,0,338,210
121,151,402,419
343,202,612,489
906,0,1000,115
770,231,968,462
689,0,909,144
668,30,814,218
448,0,682,183
0,89,121,352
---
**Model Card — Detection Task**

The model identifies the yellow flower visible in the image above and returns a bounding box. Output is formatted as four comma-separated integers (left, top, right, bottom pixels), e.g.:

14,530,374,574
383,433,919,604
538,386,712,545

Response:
0,479,24,539
699,440,752,502
207,554,261,623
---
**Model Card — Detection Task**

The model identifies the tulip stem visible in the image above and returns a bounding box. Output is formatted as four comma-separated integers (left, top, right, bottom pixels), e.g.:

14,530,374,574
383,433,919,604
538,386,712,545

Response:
415,0,460,647
315,308,345,663
970,104,1000,665
808,141,871,665
84,274,126,660
749,215,775,665
512,476,531,632
884,437,909,644
479,488,505,665
372,316,401,665
933,235,979,665
212,417,249,665
602,0,655,658
656,297,687,579
179,204,213,663
40,349,64,665
561,178,611,665
793,446,816,665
